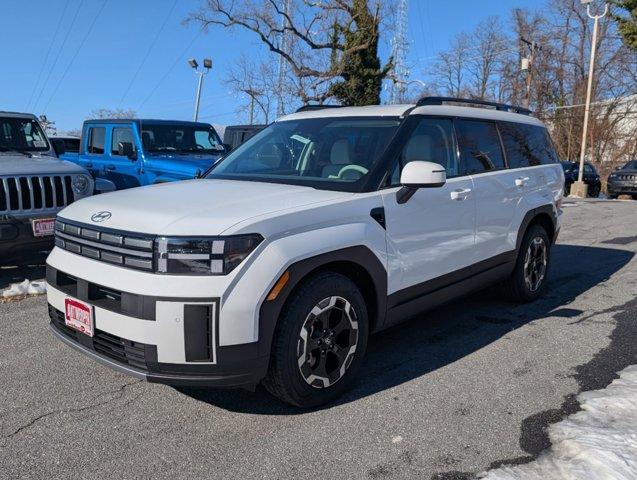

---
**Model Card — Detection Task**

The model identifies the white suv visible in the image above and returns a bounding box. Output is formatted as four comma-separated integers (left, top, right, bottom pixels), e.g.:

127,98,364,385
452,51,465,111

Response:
46,97,564,407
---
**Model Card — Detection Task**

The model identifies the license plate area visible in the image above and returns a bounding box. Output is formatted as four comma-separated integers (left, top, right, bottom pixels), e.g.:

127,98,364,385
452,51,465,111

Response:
64,297,94,337
31,218,55,237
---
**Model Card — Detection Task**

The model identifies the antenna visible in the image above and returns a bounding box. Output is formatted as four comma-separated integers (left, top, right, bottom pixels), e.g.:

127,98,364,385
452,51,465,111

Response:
389,0,409,104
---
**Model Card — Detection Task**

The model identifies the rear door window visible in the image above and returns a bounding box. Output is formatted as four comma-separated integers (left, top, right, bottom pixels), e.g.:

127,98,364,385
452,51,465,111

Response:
499,122,558,168
454,120,505,175
88,127,105,154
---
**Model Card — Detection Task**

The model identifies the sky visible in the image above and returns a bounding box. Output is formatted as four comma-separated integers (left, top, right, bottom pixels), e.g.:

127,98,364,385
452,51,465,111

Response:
0,0,540,133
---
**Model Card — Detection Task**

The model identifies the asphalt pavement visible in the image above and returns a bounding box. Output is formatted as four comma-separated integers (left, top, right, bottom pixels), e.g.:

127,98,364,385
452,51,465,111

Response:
1,199,636,480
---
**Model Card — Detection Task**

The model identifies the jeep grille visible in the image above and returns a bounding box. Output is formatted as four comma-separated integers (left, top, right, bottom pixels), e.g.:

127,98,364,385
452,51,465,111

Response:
0,175,75,214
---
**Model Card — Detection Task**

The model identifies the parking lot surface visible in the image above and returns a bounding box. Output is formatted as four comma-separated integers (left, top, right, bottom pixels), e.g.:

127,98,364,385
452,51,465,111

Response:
1,200,636,480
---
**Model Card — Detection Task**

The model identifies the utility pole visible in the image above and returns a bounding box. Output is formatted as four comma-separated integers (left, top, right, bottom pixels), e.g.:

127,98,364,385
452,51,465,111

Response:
520,38,538,109
188,58,212,121
571,0,608,198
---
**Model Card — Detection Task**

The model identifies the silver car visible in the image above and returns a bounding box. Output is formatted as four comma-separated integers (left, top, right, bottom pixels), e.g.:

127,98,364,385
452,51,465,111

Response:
0,111,93,262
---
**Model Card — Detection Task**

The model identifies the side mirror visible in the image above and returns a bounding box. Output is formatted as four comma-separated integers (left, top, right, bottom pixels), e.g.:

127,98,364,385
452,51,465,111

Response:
94,178,116,194
397,161,446,204
117,141,137,160
52,140,65,156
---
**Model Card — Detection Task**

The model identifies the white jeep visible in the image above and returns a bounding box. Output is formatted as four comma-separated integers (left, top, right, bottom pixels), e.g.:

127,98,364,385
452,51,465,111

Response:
46,97,564,407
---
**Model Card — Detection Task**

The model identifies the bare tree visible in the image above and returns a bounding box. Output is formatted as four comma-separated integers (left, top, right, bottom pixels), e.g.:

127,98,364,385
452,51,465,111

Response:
466,17,508,100
38,115,57,136
87,108,137,119
431,33,471,97
189,0,391,107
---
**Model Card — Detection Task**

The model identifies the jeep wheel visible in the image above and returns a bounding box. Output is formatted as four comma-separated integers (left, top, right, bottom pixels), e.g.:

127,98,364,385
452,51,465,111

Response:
503,224,551,303
263,272,368,408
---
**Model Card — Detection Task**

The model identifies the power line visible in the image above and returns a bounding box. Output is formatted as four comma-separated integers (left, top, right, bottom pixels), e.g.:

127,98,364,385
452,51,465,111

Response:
26,0,71,111
41,0,109,113
32,0,85,112
137,29,203,112
118,0,178,107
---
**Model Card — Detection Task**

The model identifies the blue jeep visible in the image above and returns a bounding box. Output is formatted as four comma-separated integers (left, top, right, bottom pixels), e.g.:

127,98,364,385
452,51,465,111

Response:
62,119,225,191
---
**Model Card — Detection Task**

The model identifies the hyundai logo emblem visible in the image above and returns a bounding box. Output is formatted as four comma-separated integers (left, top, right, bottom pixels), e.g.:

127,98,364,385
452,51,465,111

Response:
91,211,112,222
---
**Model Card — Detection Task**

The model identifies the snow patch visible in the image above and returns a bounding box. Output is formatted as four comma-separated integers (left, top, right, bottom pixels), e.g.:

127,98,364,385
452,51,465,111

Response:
481,365,637,480
2,279,47,298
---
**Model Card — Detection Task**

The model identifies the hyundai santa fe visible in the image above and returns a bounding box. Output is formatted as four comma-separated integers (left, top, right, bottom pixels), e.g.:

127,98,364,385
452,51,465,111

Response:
46,97,564,407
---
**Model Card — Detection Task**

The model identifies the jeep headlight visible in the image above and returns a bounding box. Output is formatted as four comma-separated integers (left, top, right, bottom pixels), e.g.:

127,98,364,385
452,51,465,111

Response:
72,174,91,195
156,234,263,275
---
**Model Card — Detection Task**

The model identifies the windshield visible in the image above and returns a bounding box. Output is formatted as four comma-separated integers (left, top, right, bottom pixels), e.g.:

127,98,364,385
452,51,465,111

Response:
206,117,401,191
141,123,223,154
622,160,637,170
0,117,50,152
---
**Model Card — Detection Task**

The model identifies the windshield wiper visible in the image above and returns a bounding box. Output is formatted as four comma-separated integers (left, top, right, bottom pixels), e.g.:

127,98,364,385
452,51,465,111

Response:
0,147,33,157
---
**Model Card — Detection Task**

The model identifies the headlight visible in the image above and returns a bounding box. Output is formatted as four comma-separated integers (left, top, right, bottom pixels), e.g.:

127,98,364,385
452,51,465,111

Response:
72,175,90,195
156,234,263,275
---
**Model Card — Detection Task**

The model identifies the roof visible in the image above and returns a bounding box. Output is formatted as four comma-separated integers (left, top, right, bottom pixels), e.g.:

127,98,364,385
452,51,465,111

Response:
83,118,214,128
0,111,38,119
278,103,545,127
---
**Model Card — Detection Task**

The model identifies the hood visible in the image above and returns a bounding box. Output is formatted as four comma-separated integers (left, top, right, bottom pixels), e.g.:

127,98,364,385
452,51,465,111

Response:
0,153,87,176
58,179,352,235
612,169,637,176
145,152,221,164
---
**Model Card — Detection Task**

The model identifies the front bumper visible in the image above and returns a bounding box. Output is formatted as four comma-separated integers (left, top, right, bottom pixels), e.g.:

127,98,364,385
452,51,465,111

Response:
0,216,54,261
46,262,269,388
607,181,637,196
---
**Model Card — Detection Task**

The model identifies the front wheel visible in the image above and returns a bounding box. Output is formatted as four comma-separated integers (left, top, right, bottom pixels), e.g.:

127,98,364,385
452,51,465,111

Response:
502,225,551,303
263,272,368,408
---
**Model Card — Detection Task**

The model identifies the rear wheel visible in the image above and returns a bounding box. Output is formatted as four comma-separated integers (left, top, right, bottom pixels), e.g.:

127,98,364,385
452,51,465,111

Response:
502,224,551,303
589,185,600,198
263,272,368,408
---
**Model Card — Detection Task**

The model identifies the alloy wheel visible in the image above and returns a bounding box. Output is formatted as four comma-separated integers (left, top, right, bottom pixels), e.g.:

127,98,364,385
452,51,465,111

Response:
524,237,547,292
297,296,359,389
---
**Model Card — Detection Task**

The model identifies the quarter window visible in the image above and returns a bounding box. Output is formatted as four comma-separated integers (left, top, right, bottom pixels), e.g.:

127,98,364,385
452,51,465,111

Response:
88,127,105,154
111,128,135,155
499,122,558,168
455,120,505,175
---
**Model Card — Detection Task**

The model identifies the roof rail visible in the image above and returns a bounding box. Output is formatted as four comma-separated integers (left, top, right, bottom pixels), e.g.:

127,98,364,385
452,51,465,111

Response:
295,104,344,113
416,96,532,115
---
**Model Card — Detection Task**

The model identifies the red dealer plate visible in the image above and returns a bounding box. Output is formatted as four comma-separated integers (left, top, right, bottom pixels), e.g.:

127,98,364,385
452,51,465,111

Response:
31,218,55,237
64,298,94,337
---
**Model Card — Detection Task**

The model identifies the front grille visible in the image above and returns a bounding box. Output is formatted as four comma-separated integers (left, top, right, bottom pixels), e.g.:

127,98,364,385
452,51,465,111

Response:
49,305,150,371
54,219,155,271
618,174,637,181
0,175,74,213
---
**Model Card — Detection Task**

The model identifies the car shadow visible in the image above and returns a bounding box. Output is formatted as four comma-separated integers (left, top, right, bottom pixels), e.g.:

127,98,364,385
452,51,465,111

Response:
177,243,634,414
0,252,48,291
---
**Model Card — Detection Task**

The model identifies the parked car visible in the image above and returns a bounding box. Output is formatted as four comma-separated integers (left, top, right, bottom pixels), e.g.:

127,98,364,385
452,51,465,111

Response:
607,160,637,199
223,124,266,150
0,111,94,262
62,119,225,191
46,97,563,407
50,136,80,158
561,161,601,197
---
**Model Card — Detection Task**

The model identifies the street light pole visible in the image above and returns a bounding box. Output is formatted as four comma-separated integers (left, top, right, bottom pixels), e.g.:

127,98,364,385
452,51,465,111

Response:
572,0,608,198
193,71,204,122
188,58,212,122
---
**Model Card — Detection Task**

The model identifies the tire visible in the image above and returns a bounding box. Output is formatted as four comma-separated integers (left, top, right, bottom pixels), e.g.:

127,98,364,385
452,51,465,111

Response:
589,186,600,198
608,194,618,200
502,224,551,303
262,272,369,408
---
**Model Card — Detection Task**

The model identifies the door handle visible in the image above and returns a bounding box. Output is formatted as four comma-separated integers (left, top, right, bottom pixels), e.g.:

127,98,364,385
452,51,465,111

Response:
515,176,530,187
105,164,116,171
450,188,471,201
